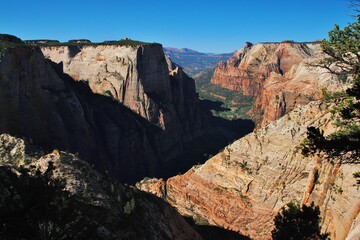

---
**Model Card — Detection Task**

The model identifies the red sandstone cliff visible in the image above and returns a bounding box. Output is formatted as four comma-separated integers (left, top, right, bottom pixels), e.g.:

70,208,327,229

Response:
211,42,341,127
138,101,360,240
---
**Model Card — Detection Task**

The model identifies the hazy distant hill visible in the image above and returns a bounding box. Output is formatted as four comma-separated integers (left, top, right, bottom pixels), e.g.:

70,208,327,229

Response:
163,47,253,120
163,47,233,76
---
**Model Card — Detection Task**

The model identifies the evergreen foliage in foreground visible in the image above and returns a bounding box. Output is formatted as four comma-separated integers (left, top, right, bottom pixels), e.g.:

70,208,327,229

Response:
272,203,328,240
301,13,360,161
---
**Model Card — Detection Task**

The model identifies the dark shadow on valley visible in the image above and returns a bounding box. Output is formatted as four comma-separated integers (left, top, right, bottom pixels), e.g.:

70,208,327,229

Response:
184,217,251,240
200,99,231,112
199,98,255,139
162,99,255,179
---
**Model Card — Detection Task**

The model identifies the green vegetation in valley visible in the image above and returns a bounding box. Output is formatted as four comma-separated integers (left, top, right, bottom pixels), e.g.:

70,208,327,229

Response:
194,68,254,120
272,202,328,240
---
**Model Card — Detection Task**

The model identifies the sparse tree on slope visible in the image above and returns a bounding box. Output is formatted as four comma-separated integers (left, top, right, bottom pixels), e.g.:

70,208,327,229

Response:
272,203,328,240
302,9,360,160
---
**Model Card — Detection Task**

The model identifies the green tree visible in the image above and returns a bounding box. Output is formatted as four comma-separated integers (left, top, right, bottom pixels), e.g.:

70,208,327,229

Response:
302,9,360,160
272,202,328,240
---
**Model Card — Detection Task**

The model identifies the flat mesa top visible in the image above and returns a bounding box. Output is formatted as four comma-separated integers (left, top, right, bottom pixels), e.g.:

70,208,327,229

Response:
24,39,160,47
0,34,160,50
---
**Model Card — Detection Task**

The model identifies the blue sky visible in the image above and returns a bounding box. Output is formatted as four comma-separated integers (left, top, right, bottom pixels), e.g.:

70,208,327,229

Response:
1,0,354,53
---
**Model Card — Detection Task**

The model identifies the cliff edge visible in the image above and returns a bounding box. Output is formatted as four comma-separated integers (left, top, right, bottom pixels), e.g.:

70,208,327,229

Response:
211,42,342,127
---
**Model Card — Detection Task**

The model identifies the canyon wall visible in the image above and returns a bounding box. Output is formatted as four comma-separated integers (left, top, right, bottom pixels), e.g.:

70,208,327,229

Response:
0,43,207,183
211,42,342,127
41,44,206,142
138,101,360,240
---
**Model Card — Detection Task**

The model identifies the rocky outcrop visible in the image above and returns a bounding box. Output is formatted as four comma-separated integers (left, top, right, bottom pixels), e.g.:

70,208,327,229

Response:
138,101,360,240
0,43,207,183
0,133,202,240
211,42,342,127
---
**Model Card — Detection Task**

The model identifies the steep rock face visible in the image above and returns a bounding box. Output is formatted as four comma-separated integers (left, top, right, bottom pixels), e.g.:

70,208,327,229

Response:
0,134,202,240
138,101,360,240
42,44,207,163
42,45,202,133
0,45,205,183
42,45,170,125
211,42,341,127
0,46,156,182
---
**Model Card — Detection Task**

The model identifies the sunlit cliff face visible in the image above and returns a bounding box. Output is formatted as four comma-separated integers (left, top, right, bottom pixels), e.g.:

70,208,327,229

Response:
211,42,341,127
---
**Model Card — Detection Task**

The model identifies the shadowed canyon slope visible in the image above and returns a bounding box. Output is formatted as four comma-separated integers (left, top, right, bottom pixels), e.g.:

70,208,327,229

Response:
0,42,210,183
138,101,360,240
0,134,202,240
41,44,205,140
211,42,342,127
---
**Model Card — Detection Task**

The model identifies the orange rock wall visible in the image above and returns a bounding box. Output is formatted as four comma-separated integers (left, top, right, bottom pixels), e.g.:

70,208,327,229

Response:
138,102,360,240
211,42,340,127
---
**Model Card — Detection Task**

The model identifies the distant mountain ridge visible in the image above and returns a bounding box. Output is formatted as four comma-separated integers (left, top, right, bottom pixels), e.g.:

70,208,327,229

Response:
164,47,199,54
163,47,233,76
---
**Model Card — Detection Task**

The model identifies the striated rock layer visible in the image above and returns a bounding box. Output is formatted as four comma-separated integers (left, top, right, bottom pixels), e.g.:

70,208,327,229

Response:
138,101,360,240
211,42,342,127
0,133,202,240
0,44,207,183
